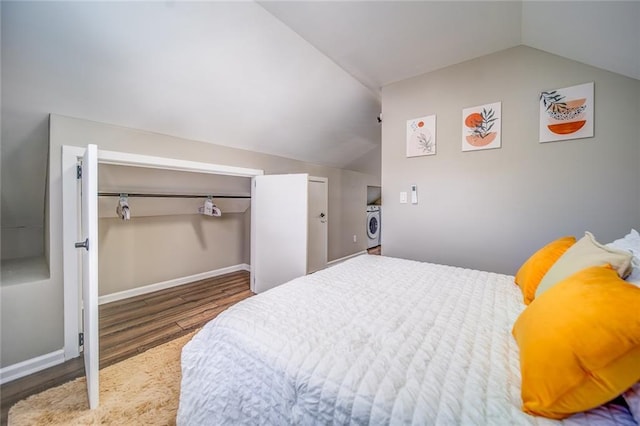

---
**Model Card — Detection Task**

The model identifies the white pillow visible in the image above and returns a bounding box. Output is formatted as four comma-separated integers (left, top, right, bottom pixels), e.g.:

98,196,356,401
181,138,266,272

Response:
607,229,640,287
535,232,633,298
608,229,640,250
623,382,640,424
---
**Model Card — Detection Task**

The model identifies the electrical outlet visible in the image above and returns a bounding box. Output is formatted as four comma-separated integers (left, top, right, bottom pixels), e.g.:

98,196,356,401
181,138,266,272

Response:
353,235,357,243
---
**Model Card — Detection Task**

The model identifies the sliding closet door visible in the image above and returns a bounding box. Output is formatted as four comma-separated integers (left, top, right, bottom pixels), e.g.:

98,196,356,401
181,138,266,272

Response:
79,144,99,409
251,174,308,293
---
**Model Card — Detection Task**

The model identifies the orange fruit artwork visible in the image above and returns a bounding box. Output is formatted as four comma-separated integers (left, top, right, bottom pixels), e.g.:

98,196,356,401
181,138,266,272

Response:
548,121,587,134
418,121,424,128
465,112,483,128
546,98,587,135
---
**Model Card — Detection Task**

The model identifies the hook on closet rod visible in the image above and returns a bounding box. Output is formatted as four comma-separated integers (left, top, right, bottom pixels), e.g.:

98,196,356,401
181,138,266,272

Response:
116,194,130,221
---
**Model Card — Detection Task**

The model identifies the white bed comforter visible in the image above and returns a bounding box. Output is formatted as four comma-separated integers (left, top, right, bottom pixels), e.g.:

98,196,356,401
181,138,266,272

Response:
177,255,636,426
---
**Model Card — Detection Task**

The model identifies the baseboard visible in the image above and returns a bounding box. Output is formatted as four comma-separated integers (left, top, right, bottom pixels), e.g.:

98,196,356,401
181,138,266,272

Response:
0,349,65,385
99,263,252,305
327,250,366,267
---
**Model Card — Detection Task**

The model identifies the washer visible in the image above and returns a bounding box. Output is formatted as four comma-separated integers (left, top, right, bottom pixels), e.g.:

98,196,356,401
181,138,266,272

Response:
366,205,381,249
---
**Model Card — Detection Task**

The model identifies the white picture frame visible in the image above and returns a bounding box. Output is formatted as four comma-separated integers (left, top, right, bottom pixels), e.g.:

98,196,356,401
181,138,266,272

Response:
539,82,594,143
406,115,436,157
462,101,501,152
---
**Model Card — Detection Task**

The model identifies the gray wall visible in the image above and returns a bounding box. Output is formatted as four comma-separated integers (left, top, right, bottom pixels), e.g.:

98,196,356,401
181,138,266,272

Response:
0,114,379,368
99,214,246,296
381,46,640,274
346,145,381,180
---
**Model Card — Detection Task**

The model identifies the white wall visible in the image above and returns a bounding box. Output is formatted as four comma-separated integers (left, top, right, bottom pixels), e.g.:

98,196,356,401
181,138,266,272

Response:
0,114,379,368
381,46,640,274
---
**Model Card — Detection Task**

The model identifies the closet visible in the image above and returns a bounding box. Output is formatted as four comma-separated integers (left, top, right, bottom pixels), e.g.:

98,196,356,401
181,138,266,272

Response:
251,174,328,293
96,163,252,300
63,145,263,408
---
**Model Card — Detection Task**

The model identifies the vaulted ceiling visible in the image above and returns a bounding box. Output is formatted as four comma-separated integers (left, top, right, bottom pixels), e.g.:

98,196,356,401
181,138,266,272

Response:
1,1,638,259
262,1,639,91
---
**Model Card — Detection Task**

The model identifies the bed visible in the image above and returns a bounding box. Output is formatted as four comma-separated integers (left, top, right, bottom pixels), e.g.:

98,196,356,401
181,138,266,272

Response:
177,254,637,425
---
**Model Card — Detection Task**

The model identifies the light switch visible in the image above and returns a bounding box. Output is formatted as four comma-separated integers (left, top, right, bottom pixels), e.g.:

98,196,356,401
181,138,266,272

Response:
400,191,408,204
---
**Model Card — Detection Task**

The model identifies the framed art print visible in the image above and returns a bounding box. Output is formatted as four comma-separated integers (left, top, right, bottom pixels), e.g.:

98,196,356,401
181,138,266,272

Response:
462,101,501,152
406,115,436,157
539,82,594,143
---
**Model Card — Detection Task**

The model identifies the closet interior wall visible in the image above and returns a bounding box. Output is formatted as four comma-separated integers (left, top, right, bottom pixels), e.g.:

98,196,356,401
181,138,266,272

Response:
97,164,251,298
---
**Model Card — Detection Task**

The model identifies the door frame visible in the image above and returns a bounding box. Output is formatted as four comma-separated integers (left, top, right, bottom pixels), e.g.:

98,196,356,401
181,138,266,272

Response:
61,145,263,359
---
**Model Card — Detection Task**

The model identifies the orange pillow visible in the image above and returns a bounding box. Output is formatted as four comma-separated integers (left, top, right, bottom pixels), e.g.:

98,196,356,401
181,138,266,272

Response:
512,265,640,419
514,236,576,304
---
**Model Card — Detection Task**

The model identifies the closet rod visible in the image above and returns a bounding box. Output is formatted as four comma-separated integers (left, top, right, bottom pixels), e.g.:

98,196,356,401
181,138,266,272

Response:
98,192,250,199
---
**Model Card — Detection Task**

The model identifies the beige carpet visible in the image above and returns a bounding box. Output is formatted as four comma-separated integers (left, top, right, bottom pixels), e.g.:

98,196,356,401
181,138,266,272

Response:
8,331,196,425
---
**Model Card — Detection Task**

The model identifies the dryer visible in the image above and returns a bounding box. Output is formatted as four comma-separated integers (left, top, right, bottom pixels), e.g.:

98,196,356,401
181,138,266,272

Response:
366,205,381,249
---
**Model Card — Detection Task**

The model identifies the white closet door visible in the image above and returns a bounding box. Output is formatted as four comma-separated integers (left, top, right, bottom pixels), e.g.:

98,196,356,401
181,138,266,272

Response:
80,144,99,409
307,177,328,273
251,174,308,293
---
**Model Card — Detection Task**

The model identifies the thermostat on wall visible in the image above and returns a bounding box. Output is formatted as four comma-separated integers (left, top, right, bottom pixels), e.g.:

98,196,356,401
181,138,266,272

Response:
411,184,418,204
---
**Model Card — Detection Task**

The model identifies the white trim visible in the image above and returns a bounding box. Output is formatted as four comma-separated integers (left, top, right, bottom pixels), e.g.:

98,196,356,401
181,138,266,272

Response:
0,350,65,385
97,149,264,177
62,144,264,363
308,175,328,184
327,250,366,267
99,264,251,305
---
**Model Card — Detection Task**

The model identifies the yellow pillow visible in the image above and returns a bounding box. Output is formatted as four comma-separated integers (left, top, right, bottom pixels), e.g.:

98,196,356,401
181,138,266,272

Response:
512,265,640,419
514,236,576,304
535,232,633,299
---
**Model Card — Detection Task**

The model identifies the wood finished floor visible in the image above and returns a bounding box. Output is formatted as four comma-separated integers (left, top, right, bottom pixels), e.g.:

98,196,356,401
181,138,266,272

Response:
0,270,252,425
367,245,381,255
